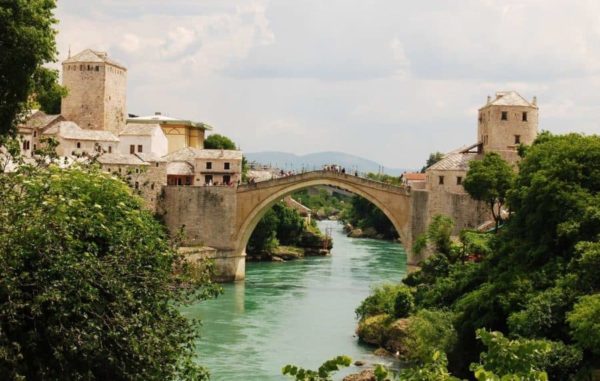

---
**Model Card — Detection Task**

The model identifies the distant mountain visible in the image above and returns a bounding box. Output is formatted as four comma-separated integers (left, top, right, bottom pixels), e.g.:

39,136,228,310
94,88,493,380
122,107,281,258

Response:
244,151,408,176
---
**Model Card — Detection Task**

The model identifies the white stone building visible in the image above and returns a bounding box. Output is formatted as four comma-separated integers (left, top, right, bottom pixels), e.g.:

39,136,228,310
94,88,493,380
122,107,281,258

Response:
42,121,119,157
127,113,212,154
119,123,168,157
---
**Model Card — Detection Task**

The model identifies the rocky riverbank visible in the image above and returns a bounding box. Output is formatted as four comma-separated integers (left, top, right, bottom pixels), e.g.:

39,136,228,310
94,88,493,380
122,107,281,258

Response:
343,223,390,240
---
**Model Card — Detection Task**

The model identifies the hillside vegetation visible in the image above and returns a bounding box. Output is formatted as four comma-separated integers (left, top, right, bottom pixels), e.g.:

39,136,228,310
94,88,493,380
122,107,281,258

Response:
352,132,600,379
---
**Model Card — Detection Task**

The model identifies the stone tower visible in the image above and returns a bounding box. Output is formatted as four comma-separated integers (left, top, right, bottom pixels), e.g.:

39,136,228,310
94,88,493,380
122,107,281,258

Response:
61,49,127,135
477,91,538,164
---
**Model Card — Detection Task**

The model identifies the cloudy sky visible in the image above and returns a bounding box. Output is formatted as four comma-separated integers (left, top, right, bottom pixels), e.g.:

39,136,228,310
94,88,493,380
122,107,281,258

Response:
54,0,600,169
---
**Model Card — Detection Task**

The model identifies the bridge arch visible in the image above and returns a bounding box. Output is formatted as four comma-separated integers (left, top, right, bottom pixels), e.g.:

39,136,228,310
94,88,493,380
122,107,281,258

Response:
234,172,414,260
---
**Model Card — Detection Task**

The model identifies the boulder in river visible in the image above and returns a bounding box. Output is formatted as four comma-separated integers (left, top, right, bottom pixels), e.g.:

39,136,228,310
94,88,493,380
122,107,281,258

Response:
348,228,363,238
343,369,376,381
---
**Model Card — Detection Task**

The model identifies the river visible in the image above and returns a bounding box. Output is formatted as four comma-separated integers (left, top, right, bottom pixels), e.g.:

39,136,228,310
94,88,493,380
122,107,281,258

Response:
182,220,407,380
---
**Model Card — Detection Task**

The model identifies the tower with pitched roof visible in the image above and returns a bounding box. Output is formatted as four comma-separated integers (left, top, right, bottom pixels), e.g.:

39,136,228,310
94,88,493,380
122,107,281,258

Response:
477,91,538,164
61,49,127,136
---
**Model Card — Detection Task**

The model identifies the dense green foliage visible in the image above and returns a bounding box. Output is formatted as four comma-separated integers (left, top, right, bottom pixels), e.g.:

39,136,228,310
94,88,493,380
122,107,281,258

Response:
0,0,58,135
567,294,600,356
0,164,219,380
354,133,600,379
247,201,310,255
204,133,236,150
463,152,515,231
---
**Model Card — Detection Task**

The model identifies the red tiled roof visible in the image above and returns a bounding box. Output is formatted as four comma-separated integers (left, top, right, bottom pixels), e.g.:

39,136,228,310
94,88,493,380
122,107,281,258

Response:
403,172,426,181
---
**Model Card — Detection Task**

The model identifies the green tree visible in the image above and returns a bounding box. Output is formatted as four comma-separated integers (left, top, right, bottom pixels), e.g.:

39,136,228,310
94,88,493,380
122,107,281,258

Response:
204,133,236,150
463,153,514,231
32,67,67,114
247,208,280,254
0,0,58,136
0,164,219,380
273,202,305,246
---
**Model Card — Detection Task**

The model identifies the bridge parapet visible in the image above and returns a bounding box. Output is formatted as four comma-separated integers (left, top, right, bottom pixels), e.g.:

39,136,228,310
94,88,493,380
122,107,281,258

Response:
238,170,410,196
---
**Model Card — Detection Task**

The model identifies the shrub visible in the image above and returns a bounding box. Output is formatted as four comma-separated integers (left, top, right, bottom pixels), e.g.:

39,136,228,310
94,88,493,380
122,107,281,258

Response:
394,286,415,318
356,314,390,346
355,283,412,321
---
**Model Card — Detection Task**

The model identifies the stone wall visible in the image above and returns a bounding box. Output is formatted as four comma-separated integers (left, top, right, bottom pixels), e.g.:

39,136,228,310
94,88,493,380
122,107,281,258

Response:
101,161,166,212
160,186,238,250
103,65,127,136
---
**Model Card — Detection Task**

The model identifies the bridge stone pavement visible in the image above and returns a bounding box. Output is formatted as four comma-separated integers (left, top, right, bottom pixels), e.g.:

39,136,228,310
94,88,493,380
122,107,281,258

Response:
161,170,431,282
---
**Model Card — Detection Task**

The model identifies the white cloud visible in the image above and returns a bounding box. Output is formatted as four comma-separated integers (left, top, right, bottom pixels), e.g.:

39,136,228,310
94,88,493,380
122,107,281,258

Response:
54,1,600,169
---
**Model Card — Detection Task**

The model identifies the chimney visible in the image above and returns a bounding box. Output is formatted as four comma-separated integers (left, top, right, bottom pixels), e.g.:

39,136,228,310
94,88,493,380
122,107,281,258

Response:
487,95,491,104
155,112,162,116
532,96,537,106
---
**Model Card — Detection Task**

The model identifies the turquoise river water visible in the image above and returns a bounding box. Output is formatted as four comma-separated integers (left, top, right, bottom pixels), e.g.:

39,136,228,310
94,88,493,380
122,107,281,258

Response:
181,220,407,380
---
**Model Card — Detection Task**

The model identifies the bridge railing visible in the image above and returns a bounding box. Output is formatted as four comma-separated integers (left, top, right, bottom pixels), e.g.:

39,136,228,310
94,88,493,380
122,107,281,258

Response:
239,170,410,194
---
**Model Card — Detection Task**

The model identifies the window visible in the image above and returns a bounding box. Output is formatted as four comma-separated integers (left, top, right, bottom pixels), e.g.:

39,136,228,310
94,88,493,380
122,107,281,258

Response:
95,66,99,71
151,183,155,190
156,162,159,167
22,140,28,150
33,144,36,151
224,162,230,170
134,182,139,190
457,176,463,185
33,131,37,137
108,146,112,153
439,176,444,185
522,112,528,122
223,175,231,185
205,175,213,184
206,162,212,170
76,142,81,149
137,145,143,153
501,111,508,120
514,135,521,144
118,167,122,173
130,145,135,154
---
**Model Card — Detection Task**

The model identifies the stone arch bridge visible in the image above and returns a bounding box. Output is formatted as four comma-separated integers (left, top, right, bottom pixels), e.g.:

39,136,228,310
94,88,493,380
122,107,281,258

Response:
162,170,432,281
